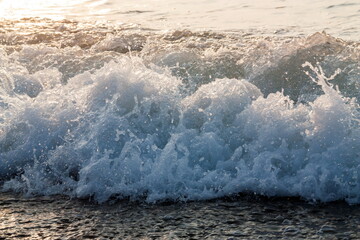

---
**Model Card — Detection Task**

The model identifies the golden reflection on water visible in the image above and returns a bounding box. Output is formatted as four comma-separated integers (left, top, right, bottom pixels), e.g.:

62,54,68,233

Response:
0,0,98,19
0,0,358,40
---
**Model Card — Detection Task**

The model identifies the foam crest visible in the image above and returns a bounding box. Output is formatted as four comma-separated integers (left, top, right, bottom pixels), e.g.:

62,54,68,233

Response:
0,30,359,204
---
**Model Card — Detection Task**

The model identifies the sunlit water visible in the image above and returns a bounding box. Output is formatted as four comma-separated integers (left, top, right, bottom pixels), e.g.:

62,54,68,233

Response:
0,0,359,39
0,0,359,204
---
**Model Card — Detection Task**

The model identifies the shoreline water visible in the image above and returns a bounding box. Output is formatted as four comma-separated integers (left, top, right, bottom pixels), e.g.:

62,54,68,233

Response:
0,1,359,238
1,191,360,239
1,0,359,40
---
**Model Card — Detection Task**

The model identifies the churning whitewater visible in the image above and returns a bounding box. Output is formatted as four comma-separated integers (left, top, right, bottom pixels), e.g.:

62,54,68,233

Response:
0,19,359,203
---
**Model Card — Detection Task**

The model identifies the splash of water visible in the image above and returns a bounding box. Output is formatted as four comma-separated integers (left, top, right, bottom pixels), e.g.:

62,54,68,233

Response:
0,29,359,204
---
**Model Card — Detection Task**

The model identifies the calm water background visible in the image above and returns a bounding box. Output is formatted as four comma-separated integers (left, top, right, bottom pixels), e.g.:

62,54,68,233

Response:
0,0,359,39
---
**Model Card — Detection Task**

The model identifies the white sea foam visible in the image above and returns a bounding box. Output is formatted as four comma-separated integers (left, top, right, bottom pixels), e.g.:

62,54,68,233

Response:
0,27,359,203
1,50,359,203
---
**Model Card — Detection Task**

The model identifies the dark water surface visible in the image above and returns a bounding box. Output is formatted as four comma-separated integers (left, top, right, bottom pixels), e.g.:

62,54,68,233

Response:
1,192,360,239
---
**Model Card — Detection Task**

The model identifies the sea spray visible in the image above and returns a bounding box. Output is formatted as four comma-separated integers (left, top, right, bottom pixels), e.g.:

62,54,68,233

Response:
0,24,359,203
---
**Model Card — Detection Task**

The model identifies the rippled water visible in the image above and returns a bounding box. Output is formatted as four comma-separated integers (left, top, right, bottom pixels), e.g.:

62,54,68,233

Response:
0,0,359,39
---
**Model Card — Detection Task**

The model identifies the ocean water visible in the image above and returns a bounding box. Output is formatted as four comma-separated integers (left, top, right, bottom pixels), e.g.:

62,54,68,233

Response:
0,0,359,204
1,0,360,39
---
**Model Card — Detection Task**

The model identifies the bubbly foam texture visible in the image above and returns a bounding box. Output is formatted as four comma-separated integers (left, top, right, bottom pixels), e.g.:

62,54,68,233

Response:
0,24,360,203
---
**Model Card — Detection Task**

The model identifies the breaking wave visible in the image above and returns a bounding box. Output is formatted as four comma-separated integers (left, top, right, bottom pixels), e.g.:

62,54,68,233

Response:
0,19,359,203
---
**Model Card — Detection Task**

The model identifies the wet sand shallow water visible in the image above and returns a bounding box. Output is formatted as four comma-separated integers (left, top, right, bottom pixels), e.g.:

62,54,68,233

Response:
1,192,359,239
